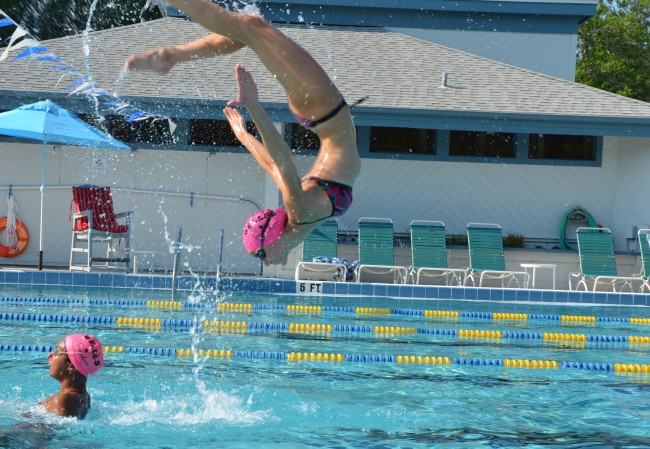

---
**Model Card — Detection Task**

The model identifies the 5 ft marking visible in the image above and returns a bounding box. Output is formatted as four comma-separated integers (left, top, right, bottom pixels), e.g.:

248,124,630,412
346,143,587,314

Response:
297,282,323,295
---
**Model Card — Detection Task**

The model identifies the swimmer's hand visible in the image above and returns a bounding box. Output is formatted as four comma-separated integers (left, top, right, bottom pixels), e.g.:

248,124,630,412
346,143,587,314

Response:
124,47,177,73
226,64,259,107
223,106,249,140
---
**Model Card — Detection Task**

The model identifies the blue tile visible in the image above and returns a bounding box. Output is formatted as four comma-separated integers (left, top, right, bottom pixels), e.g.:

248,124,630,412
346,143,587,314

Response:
555,290,569,304
85,274,100,287
374,284,388,298
599,292,611,305
565,291,580,303
126,275,142,289
281,280,295,294
490,289,504,301
399,285,413,298
412,286,427,299
360,283,374,296
269,281,282,293
218,278,232,292
502,289,516,301
386,285,400,298
322,282,336,295
235,279,256,292
451,288,465,300
335,282,350,296
346,283,361,295
45,271,60,285
18,271,33,285
540,290,555,302
152,276,168,290
3,271,18,284
633,294,649,306
464,288,478,301
58,272,73,286
269,281,284,293
74,272,91,287
31,271,46,285
257,279,272,293
98,274,113,287
477,288,490,301
618,293,633,306
528,290,542,302
436,287,451,299
0,271,4,283
112,274,126,288
515,289,530,302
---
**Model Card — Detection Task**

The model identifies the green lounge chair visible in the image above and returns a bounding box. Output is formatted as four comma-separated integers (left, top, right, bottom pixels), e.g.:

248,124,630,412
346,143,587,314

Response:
569,227,640,292
464,223,529,288
356,217,407,284
295,219,347,282
409,220,465,285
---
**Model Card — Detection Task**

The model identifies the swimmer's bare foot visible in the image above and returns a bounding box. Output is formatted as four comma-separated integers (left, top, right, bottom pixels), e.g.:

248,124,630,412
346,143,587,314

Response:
124,47,177,73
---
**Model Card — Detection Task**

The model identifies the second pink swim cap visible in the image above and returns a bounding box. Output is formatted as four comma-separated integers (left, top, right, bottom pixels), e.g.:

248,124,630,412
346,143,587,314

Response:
242,208,288,253
65,334,104,377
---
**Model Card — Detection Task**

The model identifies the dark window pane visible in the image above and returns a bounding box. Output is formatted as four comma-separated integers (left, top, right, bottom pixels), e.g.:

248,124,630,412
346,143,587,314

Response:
289,124,320,150
370,127,436,154
190,119,257,147
449,131,514,157
529,134,594,160
78,114,174,144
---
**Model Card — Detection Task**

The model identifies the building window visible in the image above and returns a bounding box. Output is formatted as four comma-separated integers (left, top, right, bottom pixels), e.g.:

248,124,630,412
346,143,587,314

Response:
370,127,436,154
189,119,257,147
529,134,595,160
449,131,515,158
289,123,320,150
78,114,174,144
108,115,173,144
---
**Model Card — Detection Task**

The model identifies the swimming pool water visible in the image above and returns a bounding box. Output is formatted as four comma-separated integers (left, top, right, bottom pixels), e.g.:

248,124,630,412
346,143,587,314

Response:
2,285,650,448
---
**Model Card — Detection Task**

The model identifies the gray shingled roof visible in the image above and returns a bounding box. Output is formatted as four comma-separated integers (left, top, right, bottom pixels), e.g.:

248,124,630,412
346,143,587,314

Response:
1,17,650,134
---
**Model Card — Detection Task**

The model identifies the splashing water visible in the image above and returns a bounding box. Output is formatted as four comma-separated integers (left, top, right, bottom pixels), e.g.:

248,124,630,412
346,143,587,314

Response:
107,391,272,427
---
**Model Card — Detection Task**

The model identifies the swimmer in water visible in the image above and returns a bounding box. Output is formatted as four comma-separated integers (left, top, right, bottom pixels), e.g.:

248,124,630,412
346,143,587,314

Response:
39,334,104,419
125,0,361,266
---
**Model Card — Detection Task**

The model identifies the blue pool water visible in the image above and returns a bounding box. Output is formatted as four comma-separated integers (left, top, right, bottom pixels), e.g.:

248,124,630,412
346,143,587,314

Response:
2,284,650,448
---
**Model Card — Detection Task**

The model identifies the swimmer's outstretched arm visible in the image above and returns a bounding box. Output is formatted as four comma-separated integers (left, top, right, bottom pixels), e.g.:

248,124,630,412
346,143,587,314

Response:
224,66,306,213
125,34,244,73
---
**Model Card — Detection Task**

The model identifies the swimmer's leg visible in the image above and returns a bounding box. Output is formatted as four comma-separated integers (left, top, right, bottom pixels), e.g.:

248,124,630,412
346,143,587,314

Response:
164,0,342,118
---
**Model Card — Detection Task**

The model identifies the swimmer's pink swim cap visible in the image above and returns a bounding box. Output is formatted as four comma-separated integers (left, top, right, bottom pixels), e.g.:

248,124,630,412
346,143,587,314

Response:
65,334,104,377
242,208,288,253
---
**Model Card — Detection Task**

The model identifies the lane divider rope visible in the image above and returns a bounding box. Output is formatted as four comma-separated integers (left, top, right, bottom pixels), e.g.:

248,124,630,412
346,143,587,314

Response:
2,343,650,373
3,296,650,326
2,311,649,345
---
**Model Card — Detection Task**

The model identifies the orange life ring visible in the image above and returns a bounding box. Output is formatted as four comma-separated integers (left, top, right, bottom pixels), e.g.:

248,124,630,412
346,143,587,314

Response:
0,216,29,257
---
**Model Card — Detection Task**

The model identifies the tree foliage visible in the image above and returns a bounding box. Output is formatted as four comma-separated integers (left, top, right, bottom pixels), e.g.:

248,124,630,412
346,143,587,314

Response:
577,0,650,102
0,0,162,41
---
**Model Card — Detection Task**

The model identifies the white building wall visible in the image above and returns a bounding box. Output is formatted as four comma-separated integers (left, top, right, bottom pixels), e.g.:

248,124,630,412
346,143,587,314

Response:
1,136,646,274
390,28,578,80
343,140,618,244
0,142,274,274
613,137,650,251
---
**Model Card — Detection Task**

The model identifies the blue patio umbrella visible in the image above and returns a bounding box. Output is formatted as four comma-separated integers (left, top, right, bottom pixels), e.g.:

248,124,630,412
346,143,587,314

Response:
0,100,130,269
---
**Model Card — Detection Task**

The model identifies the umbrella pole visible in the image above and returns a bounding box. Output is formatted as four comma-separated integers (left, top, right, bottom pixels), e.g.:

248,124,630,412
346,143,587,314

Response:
38,136,47,270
